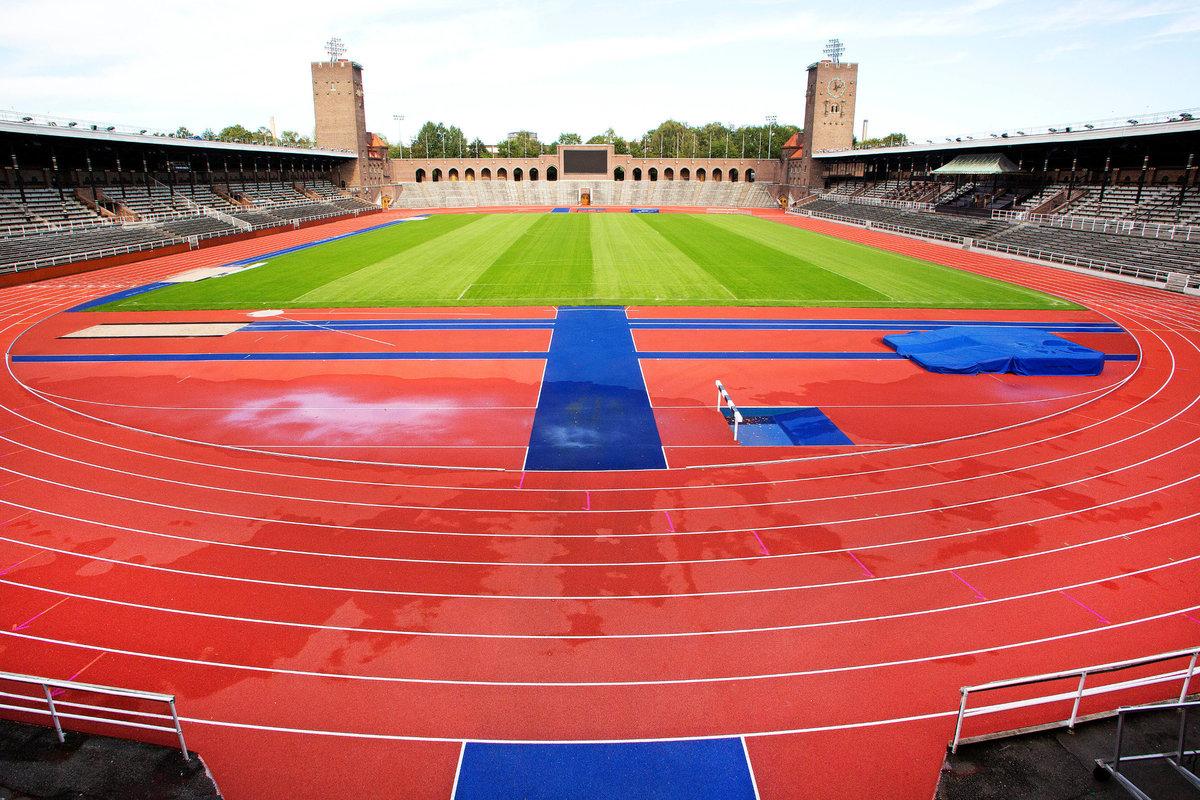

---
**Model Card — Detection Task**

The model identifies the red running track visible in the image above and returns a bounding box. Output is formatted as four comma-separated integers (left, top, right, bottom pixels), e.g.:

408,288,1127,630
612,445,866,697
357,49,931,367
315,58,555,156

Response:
0,208,1198,798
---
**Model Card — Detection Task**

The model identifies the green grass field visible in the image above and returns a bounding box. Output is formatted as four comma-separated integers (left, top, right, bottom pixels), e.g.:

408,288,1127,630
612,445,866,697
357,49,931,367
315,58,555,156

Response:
100,213,1076,310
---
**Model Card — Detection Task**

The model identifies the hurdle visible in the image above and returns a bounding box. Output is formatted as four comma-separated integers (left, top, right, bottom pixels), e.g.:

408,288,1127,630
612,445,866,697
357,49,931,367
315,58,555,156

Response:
715,379,744,442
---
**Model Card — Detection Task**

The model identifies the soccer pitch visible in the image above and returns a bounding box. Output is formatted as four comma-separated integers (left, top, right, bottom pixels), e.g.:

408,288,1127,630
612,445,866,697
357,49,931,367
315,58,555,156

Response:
100,213,1076,310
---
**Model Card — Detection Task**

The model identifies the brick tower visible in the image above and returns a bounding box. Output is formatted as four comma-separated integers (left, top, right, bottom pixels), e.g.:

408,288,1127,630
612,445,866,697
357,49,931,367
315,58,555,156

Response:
796,40,858,190
311,44,384,187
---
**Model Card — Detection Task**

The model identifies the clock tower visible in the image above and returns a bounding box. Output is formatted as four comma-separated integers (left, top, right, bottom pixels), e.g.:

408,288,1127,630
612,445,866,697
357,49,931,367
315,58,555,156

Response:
796,40,858,190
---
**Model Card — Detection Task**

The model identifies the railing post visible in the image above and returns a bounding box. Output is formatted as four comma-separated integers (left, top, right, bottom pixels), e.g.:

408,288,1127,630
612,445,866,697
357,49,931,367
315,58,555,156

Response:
1069,672,1087,729
952,688,969,754
42,683,65,743
1180,652,1197,703
1177,705,1189,765
169,699,189,760
1112,710,1126,773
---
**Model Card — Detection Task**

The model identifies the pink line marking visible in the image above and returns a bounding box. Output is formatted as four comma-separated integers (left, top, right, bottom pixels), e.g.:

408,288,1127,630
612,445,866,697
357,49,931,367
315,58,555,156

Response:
1183,612,1200,626
12,597,69,631
0,553,40,577
847,551,875,578
664,511,675,533
516,471,525,489
1059,590,1110,625
584,491,591,511
51,653,106,697
950,570,987,601
751,531,770,555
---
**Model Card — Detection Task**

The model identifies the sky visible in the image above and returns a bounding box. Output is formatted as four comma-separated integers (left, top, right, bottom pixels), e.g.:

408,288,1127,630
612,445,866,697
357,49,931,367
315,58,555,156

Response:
0,0,1196,146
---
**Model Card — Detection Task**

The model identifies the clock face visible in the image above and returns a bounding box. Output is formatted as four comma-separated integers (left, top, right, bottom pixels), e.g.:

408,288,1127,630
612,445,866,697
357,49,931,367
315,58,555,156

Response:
827,78,847,99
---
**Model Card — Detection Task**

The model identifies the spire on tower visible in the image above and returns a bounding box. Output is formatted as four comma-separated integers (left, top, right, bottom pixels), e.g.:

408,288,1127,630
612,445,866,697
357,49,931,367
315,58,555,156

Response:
823,38,845,63
324,37,346,62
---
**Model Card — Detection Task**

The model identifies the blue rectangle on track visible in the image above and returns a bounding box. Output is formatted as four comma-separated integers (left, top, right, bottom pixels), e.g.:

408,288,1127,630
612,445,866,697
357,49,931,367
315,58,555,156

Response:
630,208,661,213
551,207,571,213
725,406,854,446
453,738,757,800
68,282,174,312
524,307,666,471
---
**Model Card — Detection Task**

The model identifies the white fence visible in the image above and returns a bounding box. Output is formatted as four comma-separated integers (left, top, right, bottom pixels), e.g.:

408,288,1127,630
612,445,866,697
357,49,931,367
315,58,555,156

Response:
845,195,938,212
973,239,1199,289
792,208,1200,292
951,646,1200,753
0,669,188,756
993,209,1200,242
795,208,969,246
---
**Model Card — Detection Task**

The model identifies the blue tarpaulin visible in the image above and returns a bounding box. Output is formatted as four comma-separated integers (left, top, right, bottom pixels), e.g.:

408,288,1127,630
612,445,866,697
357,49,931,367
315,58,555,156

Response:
883,326,1105,376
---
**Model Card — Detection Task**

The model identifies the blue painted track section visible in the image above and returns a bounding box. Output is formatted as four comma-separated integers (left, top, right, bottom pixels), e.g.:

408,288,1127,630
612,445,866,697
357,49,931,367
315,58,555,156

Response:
453,739,757,800
524,307,666,471
630,318,1123,332
68,283,174,312
726,406,854,446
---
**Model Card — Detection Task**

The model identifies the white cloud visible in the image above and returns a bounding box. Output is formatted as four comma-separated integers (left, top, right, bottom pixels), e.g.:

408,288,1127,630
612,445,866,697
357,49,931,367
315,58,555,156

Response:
0,0,1194,143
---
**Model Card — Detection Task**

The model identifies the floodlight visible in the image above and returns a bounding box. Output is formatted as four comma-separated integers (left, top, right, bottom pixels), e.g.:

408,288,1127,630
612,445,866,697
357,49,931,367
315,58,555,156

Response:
1084,124,1094,129
1127,119,1138,125
21,116,32,122
140,129,147,134
68,121,77,127
1180,113,1193,121
1016,131,1025,135
1049,128,1057,133
106,126,115,132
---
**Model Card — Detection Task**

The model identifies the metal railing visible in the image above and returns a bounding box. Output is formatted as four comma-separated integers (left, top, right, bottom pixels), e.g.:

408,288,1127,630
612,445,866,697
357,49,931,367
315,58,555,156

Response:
1,236,187,274
1095,700,1200,798
0,670,188,758
0,218,114,240
951,646,1200,753
847,195,937,212
972,239,1200,289
796,208,970,246
992,209,1200,242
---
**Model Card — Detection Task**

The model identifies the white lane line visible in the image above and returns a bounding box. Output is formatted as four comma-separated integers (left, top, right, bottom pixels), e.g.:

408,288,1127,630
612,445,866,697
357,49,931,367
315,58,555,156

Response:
2,484,1198,600
1,539,1196,639
2,287,1151,484
2,600,1197,687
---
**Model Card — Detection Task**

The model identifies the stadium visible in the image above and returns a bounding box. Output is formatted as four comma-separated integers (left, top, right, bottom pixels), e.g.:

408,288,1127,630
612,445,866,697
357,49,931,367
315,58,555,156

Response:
1,14,1199,800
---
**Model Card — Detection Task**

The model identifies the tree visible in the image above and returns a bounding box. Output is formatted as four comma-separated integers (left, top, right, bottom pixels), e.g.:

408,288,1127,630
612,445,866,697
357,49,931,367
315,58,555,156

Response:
856,132,909,149
496,131,547,158
585,127,630,154
216,124,255,143
279,130,314,148
174,126,193,138
467,138,490,158
556,132,582,145
408,121,468,158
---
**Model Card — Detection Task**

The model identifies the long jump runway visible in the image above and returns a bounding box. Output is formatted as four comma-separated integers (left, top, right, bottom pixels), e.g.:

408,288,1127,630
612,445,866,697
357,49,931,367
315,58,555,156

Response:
1,210,1198,798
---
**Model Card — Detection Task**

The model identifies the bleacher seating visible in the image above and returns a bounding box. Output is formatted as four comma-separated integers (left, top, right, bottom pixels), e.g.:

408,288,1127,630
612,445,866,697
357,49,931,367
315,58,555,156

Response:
391,179,777,209
0,179,375,272
0,224,179,269
0,187,106,233
803,198,1200,277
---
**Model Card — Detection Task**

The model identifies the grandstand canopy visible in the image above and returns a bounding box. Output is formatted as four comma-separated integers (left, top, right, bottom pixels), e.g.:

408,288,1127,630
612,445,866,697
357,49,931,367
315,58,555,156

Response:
932,153,1021,175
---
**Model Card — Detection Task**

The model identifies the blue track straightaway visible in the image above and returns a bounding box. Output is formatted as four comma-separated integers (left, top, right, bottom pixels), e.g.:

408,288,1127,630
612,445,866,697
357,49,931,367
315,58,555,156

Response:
524,307,666,471
453,739,758,800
